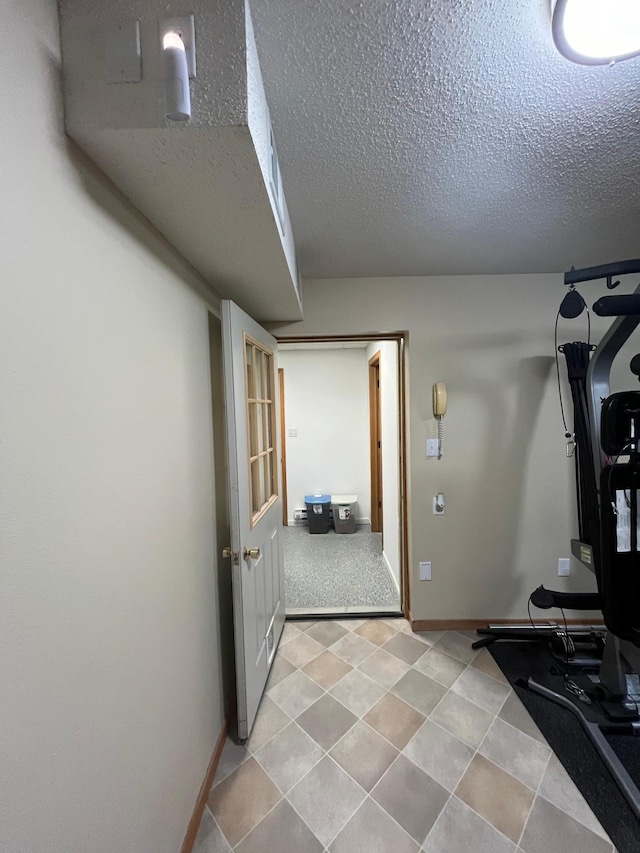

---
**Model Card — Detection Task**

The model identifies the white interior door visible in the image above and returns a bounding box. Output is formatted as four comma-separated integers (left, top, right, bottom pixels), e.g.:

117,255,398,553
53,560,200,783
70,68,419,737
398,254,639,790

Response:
222,300,285,740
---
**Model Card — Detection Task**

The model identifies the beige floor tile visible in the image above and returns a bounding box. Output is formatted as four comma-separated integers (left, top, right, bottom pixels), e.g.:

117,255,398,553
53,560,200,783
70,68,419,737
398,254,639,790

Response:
471,647,510,684
454,753,534,843
382,632,427,665
280,622,303,646
267,670,324,720
287,755,366,847
429,689,494,748
371,754,449,843
403,719,474,791
384,617,412,634
354,619,398,646
329,668,386,717
479,717,551,790
364,693,425,749
207,757,282,847
328,797,419,853
279,632,325,667
266,654,297,691
246,696,291,752
422,794,517,853
254,721,324,793
213,737,250,787
358,647,410,688
434,631,478,664
235,799,324,853
411,629,445,646
294,621,318,632
413,647,467,687
451,664,510,714
520,795,611,853
193,807,232,853
302,649,353,689
335,618,365,631
391,668,447,716
305,620,349,647
329,720,398,791
297,693,358,750
538,754,609,839
331,631,377,666
498,691,547,744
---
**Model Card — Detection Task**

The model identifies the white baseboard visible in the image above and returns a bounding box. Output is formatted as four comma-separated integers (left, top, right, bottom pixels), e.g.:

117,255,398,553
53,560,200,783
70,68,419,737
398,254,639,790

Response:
383,550,400,594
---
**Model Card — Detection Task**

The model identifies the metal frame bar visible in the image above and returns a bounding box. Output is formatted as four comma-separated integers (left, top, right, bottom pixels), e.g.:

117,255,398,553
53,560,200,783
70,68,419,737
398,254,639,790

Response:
527,678,640,821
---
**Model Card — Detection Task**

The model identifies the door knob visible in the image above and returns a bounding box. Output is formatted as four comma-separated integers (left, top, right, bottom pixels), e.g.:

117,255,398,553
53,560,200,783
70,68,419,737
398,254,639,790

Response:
243,546,260,560
222,547,232,558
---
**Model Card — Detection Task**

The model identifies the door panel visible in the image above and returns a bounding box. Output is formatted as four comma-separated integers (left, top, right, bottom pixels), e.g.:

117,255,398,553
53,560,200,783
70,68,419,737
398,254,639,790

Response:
222,300,285,740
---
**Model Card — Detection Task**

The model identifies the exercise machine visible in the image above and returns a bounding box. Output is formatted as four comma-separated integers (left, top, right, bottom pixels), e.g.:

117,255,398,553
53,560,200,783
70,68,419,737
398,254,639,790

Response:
476,259,640,819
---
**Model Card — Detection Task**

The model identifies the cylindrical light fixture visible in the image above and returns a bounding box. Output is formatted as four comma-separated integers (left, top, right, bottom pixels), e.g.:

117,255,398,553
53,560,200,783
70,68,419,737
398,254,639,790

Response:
162,31,190,121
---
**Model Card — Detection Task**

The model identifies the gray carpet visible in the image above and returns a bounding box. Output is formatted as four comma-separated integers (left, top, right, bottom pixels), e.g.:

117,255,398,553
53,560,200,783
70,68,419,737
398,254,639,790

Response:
283,524,399,609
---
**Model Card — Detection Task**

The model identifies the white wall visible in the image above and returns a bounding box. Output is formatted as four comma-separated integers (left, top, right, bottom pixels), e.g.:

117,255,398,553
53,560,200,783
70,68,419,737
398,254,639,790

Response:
367,341,401,590
279,348,370,522
270,275,629,622
0,4,228,851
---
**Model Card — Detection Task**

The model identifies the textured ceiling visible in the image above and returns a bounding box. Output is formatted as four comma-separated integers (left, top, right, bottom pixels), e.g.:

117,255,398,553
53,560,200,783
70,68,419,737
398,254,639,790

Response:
251,0,640,278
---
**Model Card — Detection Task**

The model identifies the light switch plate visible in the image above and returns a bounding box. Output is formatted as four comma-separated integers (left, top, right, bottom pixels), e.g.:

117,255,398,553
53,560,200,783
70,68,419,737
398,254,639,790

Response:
426,438,439,457
105,21,142,83
419,561,432,581
558,558,571,577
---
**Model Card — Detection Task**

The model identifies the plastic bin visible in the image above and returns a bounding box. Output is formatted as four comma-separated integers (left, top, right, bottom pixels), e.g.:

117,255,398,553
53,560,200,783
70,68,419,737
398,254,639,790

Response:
305,494,331,533
331,494,358,534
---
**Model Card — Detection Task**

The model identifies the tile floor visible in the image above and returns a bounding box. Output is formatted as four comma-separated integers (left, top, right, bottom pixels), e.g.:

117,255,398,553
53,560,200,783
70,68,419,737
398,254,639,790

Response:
195,618,617,853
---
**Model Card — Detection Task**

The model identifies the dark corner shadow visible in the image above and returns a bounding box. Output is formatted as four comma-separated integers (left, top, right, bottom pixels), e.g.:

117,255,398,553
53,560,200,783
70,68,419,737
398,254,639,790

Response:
42,44,222,302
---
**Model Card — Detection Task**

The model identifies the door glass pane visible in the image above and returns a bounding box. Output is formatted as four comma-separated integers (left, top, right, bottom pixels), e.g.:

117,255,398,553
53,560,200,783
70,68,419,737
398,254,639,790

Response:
264,452,273,499
251,460,260,514
245,343,255,399
266,400,273,449
255,350,264,400
248,403,258,457
256,404,265,453
264,352,272,401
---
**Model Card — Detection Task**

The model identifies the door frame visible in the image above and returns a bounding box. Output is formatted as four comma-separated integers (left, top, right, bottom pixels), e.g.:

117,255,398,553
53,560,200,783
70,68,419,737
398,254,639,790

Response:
368,350,383,534
275,332,410,617
278,368,288,526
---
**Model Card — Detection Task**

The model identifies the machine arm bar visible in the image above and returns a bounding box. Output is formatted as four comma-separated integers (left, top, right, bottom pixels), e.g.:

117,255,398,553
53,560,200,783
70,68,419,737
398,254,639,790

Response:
594,295,640,317
565,259,640,286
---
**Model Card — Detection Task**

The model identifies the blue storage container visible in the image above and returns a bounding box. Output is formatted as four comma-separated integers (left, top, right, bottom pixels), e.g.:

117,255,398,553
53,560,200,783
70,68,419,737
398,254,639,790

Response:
304,494,331,533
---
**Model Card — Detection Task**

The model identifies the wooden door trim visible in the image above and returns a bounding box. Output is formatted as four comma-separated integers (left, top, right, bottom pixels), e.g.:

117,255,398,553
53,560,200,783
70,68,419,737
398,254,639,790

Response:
368,351,382,533
278,368,288,526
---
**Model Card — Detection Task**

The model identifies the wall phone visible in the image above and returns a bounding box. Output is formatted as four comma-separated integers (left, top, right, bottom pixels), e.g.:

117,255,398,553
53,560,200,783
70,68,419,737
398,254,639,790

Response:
432,382,448,418
432,382,447,459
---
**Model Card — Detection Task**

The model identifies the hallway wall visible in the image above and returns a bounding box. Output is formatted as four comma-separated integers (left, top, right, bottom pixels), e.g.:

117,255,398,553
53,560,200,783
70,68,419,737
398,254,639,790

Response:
0,4,229,852
270,275,625,623
279,348,370,521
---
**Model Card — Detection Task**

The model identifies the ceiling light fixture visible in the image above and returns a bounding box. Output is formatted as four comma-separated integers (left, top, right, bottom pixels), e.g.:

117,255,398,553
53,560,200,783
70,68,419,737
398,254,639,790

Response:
551,0,640,65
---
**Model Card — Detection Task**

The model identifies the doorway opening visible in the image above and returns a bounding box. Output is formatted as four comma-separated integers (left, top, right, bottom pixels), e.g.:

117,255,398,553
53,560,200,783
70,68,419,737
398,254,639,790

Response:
276,333,408,618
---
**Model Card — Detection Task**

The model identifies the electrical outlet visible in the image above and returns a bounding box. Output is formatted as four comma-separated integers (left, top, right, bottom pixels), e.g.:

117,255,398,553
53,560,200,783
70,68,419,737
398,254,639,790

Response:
288,428,298,437
419,561,432,581
558,558,571,577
